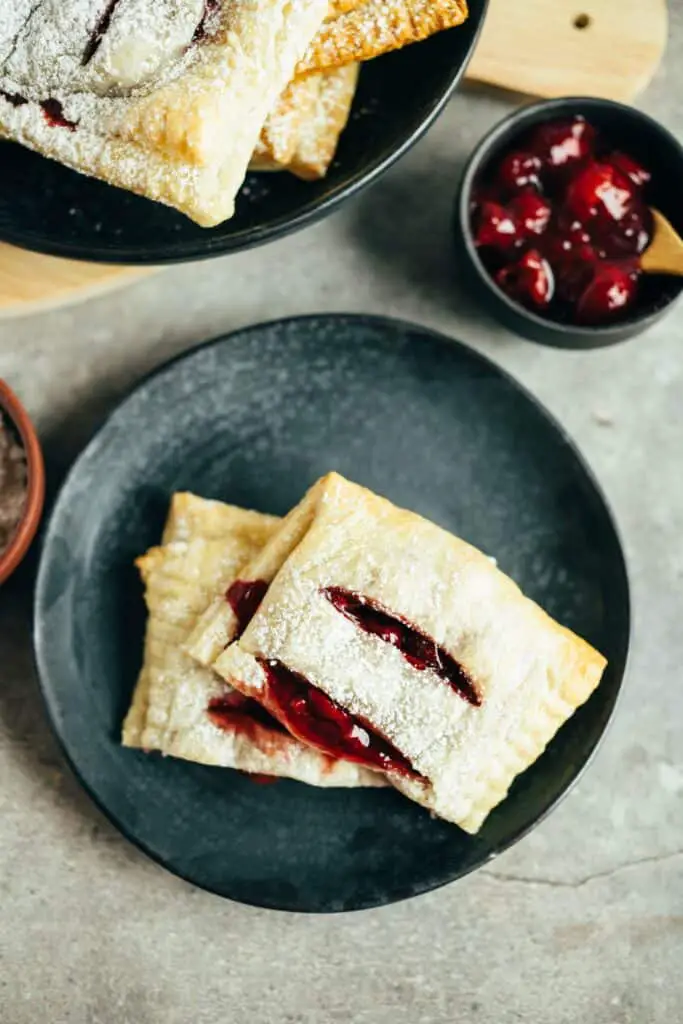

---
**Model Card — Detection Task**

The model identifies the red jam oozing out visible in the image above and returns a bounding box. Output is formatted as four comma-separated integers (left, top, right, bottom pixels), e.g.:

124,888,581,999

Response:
208,691,287,738
258,658,419,779
471,116,654,325
40,99,78,131
322,586,481,707
1,93,77,130
225,579,269,638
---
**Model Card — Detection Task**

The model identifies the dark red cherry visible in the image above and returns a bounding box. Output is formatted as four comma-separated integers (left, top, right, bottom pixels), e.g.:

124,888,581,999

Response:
554,257,597,306
469,183,501,217
564,162,634,225
542,233,583,266
472,200,521,251
575,262,640,324
541,216,594,266
497,150,543,194
548,248,598,308
559,215,593,247
509,192,552,238
495,249,554,309
528,116,595,171
592,203,652,258
606,151,651,189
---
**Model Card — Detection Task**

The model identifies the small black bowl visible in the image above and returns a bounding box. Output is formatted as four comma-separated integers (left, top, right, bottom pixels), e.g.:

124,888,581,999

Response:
453,97,683,349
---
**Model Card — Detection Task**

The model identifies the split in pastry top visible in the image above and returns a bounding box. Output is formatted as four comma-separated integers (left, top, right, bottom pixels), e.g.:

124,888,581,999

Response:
188,472,607,833
0,0,330,225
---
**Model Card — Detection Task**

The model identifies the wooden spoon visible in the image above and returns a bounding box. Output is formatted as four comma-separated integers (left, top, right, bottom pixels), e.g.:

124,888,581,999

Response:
640,209,683,277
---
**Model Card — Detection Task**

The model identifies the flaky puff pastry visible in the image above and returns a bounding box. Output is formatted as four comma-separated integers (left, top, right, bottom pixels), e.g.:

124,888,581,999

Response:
298,0,468,74
123,491,385,788
0,0,329,226
252,73,322,170
251,63,359,179
188,473,606,833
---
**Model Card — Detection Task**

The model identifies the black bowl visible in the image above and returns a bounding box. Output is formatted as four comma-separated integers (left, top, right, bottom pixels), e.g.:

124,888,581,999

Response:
0,3,486,265
453,96,683,349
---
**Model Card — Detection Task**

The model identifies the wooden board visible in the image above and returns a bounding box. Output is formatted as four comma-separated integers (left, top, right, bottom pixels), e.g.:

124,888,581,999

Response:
0,244,152,319
466,0,668,102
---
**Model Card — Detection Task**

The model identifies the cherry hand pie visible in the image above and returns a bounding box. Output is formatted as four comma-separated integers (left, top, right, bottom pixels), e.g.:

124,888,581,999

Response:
188,473,607,832
123,490,385,788
0,0,471,221
0,0,329,226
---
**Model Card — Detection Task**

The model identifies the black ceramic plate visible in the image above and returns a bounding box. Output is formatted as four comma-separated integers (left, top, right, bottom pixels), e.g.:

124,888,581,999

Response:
34,315,629,912
0,4,486,265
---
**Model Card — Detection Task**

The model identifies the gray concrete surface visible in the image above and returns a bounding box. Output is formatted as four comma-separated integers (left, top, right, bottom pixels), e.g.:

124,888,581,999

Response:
1,11,682,1023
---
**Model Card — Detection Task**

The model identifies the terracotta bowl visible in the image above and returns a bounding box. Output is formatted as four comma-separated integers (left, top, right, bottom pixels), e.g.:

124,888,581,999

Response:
0,380,45,584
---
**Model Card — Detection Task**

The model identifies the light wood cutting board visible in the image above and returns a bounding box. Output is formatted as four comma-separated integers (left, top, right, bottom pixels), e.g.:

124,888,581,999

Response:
0,244,153,319
466,0,668,102
0,0,668,320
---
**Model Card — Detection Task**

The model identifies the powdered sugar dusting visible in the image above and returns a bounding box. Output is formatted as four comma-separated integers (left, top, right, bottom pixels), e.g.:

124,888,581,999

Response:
254,72,319,166
298,0,468,73
291,62,358,178
0,0,205,100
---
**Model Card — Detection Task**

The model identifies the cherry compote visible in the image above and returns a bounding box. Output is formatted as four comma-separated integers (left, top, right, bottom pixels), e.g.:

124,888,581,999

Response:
470,115,653,325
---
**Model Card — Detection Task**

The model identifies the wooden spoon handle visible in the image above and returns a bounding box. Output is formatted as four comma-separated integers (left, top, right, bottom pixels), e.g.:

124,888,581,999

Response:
640,209,683,277
466,0,668,103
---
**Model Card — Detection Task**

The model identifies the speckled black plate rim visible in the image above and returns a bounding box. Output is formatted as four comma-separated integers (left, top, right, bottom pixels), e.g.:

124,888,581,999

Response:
32,313,630,912
1,5,488,266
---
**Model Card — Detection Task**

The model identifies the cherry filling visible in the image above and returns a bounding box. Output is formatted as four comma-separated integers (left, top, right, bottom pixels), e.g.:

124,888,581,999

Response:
82,0,122,65
258,658,419,779
40,100,78,131
247,774,279,785
322,586,481,707
208,691,287,738
225,579,269,638
471,115,656,325
1,92,78,130
1,91,28,107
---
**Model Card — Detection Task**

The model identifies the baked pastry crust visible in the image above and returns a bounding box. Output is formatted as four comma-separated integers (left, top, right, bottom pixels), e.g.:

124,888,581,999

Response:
123,491,384,788
298,0,469,74
326,0,367,17
189,473,606,832
252,73,322,171
289,63,359,180
251,63,358,179
0,0,329,226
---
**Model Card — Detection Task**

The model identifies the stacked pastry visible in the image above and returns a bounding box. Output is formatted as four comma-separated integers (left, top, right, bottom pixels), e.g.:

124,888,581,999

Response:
124,473,606,833
0,0,468,226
